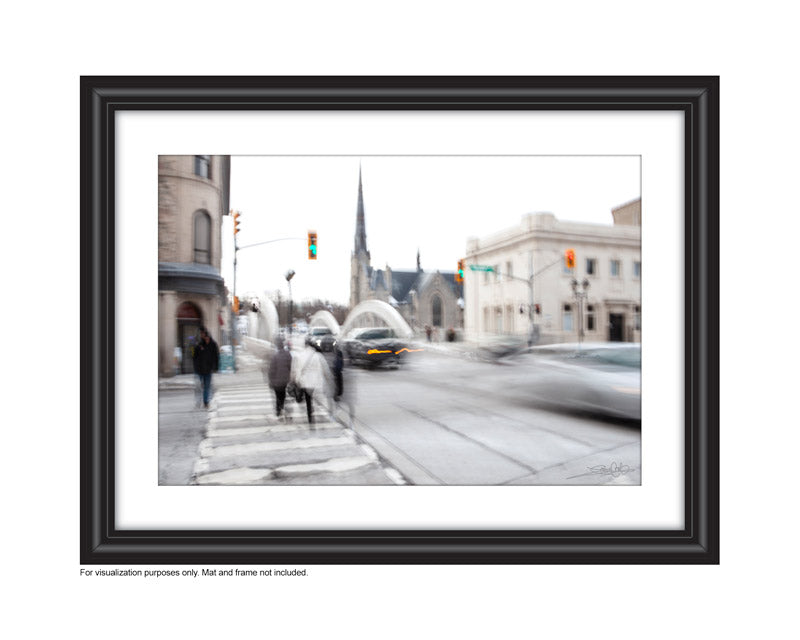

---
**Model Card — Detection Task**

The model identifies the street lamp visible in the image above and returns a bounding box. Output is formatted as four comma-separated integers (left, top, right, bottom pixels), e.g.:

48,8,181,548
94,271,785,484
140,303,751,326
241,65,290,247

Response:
285,270,295,334
571,278,590,349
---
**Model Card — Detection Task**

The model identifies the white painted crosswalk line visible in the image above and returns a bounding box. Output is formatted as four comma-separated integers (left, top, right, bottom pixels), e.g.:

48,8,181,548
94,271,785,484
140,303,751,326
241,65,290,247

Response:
207,423,339,438
202,435,354,458
273,456,375,477
192,377,406,485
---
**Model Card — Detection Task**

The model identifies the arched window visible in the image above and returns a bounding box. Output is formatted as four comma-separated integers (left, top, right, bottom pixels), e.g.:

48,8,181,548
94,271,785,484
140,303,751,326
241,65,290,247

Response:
177,301,202,321
431,295,442,327
194,210,211,263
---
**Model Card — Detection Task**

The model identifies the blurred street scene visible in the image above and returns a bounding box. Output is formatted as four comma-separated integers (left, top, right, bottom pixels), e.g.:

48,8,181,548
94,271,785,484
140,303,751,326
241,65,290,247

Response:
158,155,641,485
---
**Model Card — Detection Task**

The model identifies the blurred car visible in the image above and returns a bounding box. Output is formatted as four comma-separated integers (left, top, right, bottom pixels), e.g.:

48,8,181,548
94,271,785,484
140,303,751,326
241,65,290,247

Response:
342,327,407,368
305,326,337,352
522,342,641,420
476,334,528,361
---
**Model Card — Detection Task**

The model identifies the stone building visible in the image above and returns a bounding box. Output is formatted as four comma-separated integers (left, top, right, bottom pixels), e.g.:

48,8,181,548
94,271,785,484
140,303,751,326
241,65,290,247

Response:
349,168,463,334
158,155,231,376
464,199,641,344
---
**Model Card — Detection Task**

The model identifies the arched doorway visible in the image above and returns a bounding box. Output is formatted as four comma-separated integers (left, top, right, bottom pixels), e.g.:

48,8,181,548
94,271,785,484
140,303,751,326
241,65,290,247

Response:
431,294,443,328
177,301,203,373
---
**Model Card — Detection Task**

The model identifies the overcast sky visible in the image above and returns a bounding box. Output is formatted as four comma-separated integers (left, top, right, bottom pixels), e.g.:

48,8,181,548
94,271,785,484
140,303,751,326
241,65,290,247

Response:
222,156,640,306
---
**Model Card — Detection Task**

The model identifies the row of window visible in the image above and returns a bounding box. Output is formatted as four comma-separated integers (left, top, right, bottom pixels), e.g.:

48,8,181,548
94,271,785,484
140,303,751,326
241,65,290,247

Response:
579,258,641,279
481,304,641,333
483,258,641,283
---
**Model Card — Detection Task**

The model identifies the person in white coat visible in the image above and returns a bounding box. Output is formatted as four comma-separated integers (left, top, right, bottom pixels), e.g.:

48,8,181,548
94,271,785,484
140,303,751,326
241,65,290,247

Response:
291,342,334,425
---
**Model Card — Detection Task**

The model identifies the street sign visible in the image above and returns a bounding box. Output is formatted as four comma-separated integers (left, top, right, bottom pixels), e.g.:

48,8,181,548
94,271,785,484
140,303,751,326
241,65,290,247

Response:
469,265,494,272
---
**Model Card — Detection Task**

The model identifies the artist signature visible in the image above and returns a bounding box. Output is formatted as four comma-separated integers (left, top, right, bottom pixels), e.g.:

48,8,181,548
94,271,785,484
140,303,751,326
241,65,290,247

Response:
567,462,635,480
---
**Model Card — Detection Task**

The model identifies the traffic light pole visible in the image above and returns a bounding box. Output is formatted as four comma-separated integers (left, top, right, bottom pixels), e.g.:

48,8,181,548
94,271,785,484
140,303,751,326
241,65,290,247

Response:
228,232,312,354
500,256,564,346
231,235,238,372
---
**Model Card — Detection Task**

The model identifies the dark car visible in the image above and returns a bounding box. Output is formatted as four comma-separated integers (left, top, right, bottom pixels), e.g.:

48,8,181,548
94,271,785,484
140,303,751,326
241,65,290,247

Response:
342,327,407,368
305,326,337,352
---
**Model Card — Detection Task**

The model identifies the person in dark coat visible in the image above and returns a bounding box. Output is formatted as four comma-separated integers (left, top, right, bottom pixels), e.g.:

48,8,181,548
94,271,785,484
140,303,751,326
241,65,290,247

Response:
332,346,344,401
331,344,356,429
192,326,219,409
268,337,293,421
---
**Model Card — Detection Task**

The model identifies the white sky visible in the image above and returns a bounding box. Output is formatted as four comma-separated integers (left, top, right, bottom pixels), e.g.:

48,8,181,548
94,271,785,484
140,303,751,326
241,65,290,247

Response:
223,155,640,305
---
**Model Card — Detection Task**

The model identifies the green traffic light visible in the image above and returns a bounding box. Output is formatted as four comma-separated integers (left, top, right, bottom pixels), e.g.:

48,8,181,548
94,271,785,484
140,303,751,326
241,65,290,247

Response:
310,245,317,255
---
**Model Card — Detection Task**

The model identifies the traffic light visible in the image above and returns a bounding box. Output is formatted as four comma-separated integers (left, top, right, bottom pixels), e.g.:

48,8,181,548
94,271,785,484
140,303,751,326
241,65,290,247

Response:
232,210,241,235
535,304,541,315
455,259,465,283
307,231,317,260
565,248,575,269
232,296,239,313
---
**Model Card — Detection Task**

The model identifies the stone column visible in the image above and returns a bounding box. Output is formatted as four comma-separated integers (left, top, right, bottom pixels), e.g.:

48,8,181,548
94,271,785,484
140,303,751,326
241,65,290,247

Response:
159,291,178,377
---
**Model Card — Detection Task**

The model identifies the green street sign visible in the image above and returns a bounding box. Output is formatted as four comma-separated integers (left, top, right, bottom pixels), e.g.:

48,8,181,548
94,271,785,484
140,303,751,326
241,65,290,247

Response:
469,265,494,272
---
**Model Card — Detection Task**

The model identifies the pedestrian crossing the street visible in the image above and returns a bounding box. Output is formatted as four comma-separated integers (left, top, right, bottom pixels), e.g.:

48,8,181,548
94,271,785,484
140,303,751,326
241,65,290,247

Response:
191,382,405,485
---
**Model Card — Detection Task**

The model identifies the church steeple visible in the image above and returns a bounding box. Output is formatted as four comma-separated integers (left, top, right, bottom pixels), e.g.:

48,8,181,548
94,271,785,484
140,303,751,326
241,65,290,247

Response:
354,164,368,255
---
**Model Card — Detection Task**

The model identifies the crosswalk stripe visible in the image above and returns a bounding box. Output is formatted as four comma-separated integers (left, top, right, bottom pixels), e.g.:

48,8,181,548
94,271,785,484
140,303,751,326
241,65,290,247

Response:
273,456,376,477
201,435,354,458
195,467,274,485
208,424,339,437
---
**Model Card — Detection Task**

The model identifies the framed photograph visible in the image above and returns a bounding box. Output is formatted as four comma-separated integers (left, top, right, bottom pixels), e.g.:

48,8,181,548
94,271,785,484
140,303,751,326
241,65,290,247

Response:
81,76,718,564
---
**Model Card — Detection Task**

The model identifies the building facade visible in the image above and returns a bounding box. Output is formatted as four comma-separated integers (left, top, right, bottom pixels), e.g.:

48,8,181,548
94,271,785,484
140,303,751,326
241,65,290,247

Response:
158,155,231,376
464,199,641,344
349,168,463,334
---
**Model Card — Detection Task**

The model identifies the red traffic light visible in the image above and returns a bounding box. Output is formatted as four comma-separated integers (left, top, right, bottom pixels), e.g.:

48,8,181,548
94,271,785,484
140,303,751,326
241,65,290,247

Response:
564,248,575,269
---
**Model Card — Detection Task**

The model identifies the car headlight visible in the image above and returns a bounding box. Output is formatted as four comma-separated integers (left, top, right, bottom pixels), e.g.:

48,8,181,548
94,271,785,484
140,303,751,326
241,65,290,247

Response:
612,386,640,395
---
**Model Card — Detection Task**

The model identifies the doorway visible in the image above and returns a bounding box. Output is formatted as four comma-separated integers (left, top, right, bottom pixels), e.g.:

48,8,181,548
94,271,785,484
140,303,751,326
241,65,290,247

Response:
177,302,203,374
608,312,625,342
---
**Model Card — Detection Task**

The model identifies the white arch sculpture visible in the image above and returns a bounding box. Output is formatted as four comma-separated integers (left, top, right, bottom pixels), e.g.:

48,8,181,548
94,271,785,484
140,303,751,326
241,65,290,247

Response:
309,310,341,335
340,299,414,339
251,295,280,342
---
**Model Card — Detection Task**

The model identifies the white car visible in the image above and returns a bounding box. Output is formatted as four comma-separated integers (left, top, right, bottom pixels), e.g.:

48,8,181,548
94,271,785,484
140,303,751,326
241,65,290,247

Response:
521,343,641,421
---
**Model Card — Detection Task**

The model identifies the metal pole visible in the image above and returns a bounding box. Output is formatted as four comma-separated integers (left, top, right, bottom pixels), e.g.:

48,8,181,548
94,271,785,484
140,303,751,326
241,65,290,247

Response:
528,275,534,347
288,280,293,335
232,241,238,372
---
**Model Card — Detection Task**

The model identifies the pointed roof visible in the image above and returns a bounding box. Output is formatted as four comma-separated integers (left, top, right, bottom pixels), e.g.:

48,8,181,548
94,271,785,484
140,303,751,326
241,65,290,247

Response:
354,164,368,255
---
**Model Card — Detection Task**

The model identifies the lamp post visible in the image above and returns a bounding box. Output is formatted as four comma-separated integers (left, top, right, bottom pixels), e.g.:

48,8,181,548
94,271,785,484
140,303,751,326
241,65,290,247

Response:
285,269,295,335
571,278,590,349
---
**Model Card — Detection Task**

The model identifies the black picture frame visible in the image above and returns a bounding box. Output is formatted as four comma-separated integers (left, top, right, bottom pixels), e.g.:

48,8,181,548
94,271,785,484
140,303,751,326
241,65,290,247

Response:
81,76,719,564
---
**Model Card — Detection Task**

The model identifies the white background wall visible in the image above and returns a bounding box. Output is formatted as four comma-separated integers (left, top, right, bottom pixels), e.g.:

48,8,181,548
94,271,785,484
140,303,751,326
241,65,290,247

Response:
3,2,793,639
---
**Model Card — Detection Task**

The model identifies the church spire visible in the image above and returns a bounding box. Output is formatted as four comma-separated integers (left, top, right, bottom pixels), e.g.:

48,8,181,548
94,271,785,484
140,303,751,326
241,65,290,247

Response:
354,163,368,255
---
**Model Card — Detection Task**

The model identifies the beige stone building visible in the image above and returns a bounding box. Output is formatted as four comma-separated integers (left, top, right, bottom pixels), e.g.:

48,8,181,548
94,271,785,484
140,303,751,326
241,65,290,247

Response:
158,155,231,376
464,199,641,344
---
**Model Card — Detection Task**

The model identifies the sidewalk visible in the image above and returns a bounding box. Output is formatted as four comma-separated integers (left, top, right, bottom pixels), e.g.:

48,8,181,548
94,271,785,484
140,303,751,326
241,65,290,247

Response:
163,347,406,485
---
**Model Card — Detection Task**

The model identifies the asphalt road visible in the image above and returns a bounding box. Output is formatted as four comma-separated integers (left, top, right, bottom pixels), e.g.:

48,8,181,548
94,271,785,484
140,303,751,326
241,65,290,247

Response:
158,345,640,486
343,349,641,485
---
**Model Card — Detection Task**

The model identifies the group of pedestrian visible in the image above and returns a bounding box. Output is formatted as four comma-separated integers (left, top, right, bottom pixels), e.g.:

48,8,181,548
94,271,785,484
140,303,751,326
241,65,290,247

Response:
267,336,349,427
189,323,353,426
